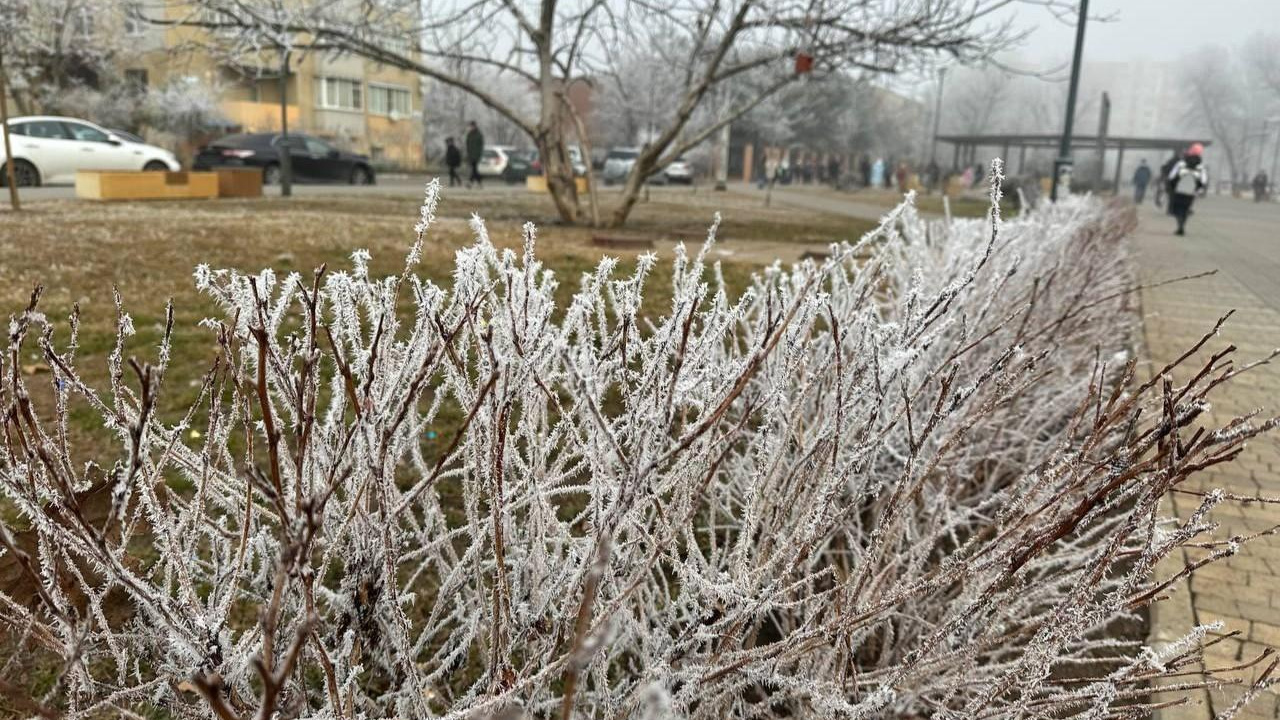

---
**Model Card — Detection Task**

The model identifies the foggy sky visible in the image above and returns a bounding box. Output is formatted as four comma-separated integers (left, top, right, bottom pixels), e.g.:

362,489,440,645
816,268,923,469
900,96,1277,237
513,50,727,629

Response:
1012,0,1280,64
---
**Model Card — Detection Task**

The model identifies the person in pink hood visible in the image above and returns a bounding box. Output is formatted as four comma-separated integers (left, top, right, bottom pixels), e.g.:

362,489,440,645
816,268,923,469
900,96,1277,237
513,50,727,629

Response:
1166,143,1208,236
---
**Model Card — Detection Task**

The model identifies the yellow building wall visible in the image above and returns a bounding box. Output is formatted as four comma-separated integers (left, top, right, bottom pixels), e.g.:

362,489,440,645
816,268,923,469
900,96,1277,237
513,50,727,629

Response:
133,4,425,169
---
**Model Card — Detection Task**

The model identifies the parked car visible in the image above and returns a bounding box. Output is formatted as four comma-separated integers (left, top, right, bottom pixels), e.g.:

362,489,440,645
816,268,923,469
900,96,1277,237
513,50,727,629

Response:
108,128,147,145
502,149,538,183
192,132,375,185
602,147,640,185
527,146,588,178
0,115,180,186
477,146,513,177
664,157,695,185
602,147,668,185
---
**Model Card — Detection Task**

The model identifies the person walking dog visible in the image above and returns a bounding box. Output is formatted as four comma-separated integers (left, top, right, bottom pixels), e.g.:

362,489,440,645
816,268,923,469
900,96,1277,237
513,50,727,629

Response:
1167,143,1208,236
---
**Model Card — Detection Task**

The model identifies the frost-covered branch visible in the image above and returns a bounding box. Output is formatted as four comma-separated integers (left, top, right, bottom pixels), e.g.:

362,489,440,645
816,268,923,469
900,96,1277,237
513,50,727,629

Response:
1,172,1276,718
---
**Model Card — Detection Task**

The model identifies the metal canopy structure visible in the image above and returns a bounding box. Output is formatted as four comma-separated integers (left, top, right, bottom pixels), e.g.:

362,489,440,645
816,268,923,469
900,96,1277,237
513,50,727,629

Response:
937,133,1213,190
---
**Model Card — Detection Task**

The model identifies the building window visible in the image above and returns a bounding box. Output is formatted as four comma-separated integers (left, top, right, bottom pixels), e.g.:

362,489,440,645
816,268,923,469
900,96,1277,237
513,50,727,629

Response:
71,8,95,38
381,36,412,57
369,84,411,117
124,3,147,36
124,69,149,92
314,77,363,111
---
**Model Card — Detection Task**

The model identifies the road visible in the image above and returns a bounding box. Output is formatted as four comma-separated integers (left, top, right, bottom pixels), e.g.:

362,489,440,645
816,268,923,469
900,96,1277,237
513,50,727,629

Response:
8,173,482,201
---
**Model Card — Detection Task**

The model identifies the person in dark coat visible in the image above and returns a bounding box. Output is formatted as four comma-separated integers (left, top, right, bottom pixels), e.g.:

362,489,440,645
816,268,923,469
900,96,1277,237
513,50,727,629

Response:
464,121,485,188
444,137,462,187
1131,159,1152,204
1154,152,1179,209
1167,143,1208,236
1252,170,1270,202
859,155,872,188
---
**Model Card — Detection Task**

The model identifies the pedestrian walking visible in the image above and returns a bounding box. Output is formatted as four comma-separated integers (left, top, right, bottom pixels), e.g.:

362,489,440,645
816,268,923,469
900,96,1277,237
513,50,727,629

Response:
859,155,872,188
1252,170,1270,202
1154,153,1179,209
895,162,909,192
444,137,462,187
465,121,485,188
1132,159,1152,204
1167,143,1208,236
827,156,841,188
871,158,886,188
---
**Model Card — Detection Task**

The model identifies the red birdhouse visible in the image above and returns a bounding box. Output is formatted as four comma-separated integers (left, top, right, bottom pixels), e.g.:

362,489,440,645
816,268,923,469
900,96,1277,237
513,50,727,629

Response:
795,52,814,75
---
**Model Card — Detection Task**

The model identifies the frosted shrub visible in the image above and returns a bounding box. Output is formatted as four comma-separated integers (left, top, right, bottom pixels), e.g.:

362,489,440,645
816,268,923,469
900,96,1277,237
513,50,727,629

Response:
2,166,1276,719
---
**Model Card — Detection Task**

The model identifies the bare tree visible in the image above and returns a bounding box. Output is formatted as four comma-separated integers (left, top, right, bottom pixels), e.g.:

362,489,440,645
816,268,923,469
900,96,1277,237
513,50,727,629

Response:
0,0,129,116
154,0,1039,226
3,175,1279,718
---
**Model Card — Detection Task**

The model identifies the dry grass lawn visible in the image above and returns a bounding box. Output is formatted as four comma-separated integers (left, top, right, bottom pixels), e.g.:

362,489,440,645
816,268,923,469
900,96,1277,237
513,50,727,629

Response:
0,188,873,461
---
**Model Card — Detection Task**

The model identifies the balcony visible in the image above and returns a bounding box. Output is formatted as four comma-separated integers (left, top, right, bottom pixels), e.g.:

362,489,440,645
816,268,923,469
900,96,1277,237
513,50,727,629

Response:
220,101,300,133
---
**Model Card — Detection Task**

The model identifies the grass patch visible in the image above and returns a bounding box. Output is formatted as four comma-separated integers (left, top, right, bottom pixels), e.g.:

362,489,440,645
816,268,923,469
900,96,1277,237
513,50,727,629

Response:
0,189,866,462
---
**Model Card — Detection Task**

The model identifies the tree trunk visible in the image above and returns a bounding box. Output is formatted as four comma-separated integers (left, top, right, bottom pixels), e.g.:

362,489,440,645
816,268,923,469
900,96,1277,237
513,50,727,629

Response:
610,161,649,228
537,130,580,224
0,50,19,210
561,96,599,227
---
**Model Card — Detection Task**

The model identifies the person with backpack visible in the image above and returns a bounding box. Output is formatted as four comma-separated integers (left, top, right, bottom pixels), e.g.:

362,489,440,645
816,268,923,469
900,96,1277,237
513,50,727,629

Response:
444,137,462,187
465,121,485,188
1167,143,1208,236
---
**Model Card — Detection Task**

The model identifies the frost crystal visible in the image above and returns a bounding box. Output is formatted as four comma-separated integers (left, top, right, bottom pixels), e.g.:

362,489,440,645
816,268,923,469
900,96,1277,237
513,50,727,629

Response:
1,187,1273,719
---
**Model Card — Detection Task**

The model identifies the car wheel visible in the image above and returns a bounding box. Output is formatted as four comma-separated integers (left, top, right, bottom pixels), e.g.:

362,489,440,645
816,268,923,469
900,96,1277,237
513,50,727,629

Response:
350,166,373,185
263,164,281,185
0,159,40,187
143,161,170,172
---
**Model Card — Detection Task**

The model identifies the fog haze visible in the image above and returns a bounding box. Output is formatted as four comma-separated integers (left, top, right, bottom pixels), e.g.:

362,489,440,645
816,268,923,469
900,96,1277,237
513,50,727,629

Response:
1014,0,1280,63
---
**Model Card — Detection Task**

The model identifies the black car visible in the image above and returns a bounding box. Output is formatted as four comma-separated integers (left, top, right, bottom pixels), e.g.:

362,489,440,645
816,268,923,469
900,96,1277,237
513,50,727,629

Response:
502,149,538,184
193,132,375,185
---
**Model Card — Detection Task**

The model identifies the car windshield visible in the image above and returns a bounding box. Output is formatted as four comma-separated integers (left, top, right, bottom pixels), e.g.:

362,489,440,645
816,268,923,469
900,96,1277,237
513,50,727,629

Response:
607,151,638,161
111,129,145,144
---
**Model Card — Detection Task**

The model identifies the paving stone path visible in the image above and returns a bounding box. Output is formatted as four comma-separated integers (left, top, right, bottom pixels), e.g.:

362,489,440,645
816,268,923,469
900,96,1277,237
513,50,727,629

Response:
1134,197,1280,720
758,185,1280,718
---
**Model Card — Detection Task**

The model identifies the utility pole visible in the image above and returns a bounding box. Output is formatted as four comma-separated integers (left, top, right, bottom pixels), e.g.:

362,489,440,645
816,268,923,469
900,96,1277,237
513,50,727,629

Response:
279,48,293,197
929,67,947,167
0,49,19,210
1051,0,1090,201
1095,91,1110,187
1270,119,1280,197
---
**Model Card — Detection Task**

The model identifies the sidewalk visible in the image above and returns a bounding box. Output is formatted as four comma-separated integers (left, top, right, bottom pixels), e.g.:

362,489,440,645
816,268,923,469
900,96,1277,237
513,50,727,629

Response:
1134,197,1280,720
759,187,1280,717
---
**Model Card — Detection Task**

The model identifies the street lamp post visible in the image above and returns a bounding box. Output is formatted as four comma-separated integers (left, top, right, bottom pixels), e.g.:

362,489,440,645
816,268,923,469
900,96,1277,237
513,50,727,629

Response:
1051,0,1090,202
279,48,293,198
929,67,947,168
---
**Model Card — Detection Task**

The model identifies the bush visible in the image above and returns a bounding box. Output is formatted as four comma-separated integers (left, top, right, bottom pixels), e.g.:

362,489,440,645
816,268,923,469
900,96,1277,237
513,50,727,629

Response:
2,165,1276,718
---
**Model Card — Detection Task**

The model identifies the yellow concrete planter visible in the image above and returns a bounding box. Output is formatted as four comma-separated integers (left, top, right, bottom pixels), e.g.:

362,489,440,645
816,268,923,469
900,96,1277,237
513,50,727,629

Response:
75,171,219,201
214,168,263,198
525,175,590,194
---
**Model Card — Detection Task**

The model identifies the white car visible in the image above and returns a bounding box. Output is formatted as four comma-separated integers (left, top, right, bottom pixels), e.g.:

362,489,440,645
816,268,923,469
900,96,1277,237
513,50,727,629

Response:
1,115,180,186
477,146,513,177
664,157,694,184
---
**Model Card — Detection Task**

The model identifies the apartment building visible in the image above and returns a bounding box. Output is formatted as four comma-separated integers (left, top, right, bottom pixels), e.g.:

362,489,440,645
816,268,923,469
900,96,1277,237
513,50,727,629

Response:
126,2,425,169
